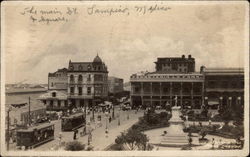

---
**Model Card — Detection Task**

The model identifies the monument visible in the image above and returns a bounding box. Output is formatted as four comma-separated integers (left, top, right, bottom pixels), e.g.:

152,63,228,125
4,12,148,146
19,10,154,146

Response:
160,96,188,146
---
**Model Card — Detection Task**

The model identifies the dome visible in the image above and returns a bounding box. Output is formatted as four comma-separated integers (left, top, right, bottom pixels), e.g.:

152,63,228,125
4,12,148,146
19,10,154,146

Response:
93,54,102,63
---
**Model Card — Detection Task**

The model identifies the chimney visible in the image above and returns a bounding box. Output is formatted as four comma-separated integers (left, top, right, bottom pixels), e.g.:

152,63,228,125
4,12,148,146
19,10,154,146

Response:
188,55,192,59
182,55,185,58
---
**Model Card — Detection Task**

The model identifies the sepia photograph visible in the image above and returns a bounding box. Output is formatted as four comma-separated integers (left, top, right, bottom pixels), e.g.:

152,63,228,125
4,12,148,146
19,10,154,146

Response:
1,1,249,156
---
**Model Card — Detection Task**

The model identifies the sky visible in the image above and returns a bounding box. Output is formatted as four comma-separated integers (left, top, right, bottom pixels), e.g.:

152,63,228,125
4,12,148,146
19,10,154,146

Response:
2,1,248,84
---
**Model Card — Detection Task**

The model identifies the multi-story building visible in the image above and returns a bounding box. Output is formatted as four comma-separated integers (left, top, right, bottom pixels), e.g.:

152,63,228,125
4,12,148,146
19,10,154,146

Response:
203,67,244,110
67,55,109,109
131,55,203,110
40,55,109,111
108,76,124,94
48,68,68,91
130,55,244,112
130,72,204,110
155,55,195,73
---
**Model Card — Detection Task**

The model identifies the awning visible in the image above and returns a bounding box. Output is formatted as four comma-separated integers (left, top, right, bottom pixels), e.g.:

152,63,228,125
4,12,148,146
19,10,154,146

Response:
208,101,219,105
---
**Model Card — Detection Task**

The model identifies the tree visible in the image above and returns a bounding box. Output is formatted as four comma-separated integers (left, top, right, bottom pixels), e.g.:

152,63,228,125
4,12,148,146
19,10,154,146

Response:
65,141,85,151
115,129,149,150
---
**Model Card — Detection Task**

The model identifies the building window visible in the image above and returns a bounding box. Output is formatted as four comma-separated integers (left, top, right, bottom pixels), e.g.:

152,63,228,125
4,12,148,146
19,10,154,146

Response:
70,75,74,83
87,74,91,81
52,92,56,97
78,75,83,83
70,87,74,94
78,87,82,95
87,87,91,95
78,65,83,70
58,100,61,107
50,100,53,108
51,82,54,87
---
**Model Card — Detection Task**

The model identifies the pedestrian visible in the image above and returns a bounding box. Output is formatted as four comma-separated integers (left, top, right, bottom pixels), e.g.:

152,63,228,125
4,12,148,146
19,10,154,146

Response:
209,119,212,126
58,132,62,146
212,138,215,149
109,116,112,123
73,130,77,140
105,128,109,138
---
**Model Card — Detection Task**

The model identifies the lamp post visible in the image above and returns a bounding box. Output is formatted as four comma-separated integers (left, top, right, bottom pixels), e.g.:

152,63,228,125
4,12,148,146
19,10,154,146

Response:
219,97,223,110
28,97,31,126
228,97,232,108
7,107,12,151
92,85,95,122
237,97,241,105
204,97,208,109
105,111,109,130
112,104,115,120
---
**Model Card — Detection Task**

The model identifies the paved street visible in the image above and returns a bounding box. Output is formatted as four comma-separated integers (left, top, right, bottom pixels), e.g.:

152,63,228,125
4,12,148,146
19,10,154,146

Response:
35,108,143,151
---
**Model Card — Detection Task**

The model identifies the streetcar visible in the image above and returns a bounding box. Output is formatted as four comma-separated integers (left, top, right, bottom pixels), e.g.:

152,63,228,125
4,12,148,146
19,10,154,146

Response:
16,122,55,149
61,112,85,131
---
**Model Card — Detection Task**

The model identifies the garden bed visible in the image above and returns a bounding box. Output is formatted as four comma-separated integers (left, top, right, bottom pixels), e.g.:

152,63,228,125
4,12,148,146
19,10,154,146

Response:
131,111,171,132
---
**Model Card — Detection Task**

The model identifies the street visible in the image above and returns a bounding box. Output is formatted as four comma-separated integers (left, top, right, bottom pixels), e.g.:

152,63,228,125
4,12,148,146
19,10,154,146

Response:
35,108,144,151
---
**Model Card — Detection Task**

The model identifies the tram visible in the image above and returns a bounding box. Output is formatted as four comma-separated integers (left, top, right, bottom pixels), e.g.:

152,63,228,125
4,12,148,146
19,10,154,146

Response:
16,122,55,149
61,112,85,131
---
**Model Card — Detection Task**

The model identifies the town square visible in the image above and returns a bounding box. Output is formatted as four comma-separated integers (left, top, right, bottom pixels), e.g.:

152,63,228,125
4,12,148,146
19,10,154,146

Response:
1,1,249,156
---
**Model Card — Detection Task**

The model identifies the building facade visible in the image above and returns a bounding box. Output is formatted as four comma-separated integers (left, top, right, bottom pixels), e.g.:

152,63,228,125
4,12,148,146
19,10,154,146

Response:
40,55,109,111
203,67,244,110
48,68,68,91
67,55,109,109
108,76,124,94
130,55,244,111
130,72,204,109
155,55,195,73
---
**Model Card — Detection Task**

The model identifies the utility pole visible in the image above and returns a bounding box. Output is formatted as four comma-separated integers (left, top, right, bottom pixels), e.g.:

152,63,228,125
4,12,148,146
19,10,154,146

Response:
28,97,31,126
7,107,11,151
92,84,95,122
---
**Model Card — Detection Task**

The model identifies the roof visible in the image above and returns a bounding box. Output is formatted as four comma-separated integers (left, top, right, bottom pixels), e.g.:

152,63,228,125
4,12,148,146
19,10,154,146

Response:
48,68,68,77
93,54,102,63
68,62,108,72
17,122,54,132
149,70,198,74
62,112,84,119
38,90,68,100
204,67,244,75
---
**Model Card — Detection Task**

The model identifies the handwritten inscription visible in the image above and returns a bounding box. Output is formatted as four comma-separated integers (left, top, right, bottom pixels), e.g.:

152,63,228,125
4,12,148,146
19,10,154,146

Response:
20,6,77,24
87,4,171,16
87,5,129,16
135,4,171,15
20,4,171,24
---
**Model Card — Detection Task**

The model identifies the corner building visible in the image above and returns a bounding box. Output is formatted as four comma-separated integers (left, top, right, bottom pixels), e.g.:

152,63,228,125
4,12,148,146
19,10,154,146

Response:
67,55,109,109
130,55,204,110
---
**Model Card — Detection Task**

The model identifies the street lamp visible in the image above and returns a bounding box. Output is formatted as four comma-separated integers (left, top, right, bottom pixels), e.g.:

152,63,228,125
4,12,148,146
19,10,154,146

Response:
7,107,12,151
228,97,232,107
238,97,241,105
204,97,208,109
219,97,223,110
112,104,115,120
105,111,109,130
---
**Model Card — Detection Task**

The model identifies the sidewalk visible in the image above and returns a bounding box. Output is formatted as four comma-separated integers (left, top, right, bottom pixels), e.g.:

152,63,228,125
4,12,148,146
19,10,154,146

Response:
35,110,143,151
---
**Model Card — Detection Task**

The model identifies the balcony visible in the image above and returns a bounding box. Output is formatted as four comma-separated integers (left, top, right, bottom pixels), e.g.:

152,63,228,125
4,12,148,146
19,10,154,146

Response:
68,93,93,99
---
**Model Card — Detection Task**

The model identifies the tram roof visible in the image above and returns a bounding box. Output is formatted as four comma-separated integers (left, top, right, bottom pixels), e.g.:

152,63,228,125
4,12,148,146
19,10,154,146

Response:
62,112,84,119
17,122,54,132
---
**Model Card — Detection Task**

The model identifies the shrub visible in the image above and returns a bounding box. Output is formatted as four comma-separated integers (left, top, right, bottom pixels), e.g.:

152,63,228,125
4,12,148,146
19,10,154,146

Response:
159,112,168,119
65,141,85,151
109,143,124,151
